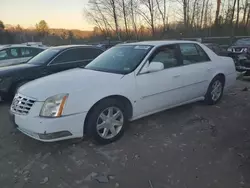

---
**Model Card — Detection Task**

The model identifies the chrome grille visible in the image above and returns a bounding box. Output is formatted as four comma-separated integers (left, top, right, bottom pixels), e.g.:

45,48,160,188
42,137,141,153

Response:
11,94,36,115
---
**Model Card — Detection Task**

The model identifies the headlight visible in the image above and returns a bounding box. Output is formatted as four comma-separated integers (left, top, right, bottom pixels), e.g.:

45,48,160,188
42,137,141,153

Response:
40,94,68,117
227,48,232,52
243,48,248,52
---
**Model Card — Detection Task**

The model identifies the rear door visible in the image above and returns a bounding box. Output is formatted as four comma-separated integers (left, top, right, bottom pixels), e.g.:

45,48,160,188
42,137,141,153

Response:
177,43,212,101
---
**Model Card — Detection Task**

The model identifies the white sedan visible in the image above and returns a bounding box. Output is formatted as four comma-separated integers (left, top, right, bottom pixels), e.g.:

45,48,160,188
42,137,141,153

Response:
10,41,236,144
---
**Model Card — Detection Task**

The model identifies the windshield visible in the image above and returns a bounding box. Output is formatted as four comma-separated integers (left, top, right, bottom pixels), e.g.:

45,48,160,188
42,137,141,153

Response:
27,48,60,65
234,38,250,46
85,45,153,74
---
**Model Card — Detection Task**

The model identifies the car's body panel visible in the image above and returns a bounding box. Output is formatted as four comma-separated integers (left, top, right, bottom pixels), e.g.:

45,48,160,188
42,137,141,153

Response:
11,40,236,142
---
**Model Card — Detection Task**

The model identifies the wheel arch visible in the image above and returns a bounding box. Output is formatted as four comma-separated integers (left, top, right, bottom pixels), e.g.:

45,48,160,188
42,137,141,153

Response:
213,73,226,85
83,95,133,134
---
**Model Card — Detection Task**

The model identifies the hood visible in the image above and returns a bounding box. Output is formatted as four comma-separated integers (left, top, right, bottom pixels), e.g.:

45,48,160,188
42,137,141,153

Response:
0,63,38,76
19,68,124,101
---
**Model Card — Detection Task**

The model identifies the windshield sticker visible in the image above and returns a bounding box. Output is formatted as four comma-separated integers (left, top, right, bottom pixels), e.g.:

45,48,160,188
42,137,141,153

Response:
134,45,151,50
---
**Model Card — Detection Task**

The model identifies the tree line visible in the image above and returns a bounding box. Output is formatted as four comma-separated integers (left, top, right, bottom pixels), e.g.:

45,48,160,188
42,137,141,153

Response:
1,0,250,45
0,20,92,45
85,0,250,40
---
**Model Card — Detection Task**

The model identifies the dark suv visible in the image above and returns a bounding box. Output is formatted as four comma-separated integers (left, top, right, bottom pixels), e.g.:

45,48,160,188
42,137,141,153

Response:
227,38,250,72
0,45,104,101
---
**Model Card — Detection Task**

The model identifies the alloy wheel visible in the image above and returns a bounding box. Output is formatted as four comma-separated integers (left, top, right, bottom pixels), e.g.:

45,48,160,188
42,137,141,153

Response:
96,107,124,139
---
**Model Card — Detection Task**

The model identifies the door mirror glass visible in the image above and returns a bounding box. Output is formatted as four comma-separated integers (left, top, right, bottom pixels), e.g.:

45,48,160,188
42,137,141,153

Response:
141,62,164,74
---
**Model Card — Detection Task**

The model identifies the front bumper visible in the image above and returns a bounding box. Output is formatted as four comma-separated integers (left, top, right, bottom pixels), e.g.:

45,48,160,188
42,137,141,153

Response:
9,102,87,142
228,52,250,60
235,66,250,72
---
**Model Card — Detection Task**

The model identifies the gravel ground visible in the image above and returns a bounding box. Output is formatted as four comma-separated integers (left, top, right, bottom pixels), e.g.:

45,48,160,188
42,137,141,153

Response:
0,80,250,188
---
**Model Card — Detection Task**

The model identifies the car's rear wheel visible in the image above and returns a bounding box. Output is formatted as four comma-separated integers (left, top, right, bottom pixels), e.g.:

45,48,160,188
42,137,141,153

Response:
205,76,224,105
85,98,128,144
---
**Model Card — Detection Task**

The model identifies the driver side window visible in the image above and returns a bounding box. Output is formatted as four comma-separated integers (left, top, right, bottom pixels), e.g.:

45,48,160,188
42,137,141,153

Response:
150,45,180,69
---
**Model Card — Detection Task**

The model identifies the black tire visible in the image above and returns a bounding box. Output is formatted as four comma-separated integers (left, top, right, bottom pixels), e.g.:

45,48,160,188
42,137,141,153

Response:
85,98,128,145
205,76,224,105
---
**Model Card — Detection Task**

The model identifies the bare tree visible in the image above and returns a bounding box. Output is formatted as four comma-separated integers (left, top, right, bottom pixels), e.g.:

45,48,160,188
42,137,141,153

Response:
231,0,237,26
85,0,113,35
242,0,249,24
235,0,240,28
85,0,121,39
190,0,198,27
129,0,139,39
200,0,206,28
214,0,221,25
119,0,129,37
139,0,156,36
156,0,167,33
246,3,250,27
203,0,210,28
109,0,120,39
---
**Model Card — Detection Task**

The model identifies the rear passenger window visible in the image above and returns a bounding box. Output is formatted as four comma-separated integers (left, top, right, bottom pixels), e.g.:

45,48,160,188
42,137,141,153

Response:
179,43,210,65
10,48,19,58
21,48,32,57
0,50,8,60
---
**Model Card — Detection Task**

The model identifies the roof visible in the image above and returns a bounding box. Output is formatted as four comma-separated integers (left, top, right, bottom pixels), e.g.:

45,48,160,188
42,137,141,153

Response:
119,40,200,46
50,44,95,50
203,43,217,46
0,44,48,49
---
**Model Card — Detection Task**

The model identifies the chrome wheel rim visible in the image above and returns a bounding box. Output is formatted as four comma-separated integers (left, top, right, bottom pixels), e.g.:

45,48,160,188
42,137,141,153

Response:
96,107,124,139
211,80,223,101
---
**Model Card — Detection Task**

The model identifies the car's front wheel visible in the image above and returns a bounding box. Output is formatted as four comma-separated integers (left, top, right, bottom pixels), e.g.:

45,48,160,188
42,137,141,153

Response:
85,98,127,144
205,76,224,105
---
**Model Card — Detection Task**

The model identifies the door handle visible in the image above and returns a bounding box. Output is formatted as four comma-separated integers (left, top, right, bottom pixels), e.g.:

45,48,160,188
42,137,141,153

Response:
207,68,212,71
173,75,181,78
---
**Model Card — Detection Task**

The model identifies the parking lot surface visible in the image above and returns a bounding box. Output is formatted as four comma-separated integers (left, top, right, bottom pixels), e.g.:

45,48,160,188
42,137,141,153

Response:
1,80,250,188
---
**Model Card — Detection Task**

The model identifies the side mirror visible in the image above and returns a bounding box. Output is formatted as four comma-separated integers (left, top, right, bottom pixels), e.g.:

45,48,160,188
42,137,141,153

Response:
140,62,164,74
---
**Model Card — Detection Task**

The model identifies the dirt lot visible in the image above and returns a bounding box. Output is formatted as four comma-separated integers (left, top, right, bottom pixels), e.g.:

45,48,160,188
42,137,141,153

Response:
0,80,250,188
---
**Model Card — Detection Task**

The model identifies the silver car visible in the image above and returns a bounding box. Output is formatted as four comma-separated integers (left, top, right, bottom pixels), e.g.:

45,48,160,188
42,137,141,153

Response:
0,44,48,67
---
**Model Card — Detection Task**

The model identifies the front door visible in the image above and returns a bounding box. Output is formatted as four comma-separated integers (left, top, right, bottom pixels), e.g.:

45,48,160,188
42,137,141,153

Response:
134,44,186,117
